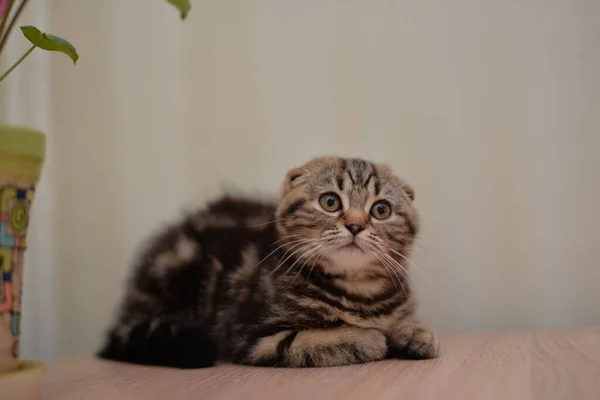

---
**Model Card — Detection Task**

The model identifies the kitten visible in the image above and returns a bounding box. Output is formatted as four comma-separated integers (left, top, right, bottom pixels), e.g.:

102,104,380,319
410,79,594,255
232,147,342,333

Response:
98,156,439,368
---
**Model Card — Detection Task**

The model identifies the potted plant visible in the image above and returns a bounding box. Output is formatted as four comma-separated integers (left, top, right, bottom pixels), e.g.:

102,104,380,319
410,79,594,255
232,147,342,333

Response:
0,1,190,397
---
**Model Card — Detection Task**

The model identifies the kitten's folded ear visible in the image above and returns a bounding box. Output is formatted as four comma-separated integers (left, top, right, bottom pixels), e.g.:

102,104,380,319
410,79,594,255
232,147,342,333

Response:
281,156,336,196
283,166,308,193
403,184,415,201
376,162,415,202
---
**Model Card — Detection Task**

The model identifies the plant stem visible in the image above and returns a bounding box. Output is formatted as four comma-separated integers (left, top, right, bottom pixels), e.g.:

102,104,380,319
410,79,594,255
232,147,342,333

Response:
0,0,16,51
0,0,29,56
0,44,34,83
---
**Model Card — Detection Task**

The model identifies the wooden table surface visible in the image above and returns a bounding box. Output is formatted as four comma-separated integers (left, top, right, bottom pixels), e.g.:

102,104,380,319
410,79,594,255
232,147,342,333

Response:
43,326,600,400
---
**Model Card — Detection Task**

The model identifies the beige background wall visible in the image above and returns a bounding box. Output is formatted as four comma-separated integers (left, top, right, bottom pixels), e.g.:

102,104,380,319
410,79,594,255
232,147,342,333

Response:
1,0,599,360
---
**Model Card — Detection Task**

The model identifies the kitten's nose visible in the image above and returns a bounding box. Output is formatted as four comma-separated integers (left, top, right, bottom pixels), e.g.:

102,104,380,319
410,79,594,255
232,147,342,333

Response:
345,223,364,235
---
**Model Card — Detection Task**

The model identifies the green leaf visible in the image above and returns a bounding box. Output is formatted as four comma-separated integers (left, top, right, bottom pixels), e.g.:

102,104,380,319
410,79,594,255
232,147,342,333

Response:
20,25,79,64
167,0,191,20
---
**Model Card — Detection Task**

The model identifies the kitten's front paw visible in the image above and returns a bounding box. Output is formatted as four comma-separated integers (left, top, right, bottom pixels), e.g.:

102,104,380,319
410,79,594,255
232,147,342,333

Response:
387,319,440,360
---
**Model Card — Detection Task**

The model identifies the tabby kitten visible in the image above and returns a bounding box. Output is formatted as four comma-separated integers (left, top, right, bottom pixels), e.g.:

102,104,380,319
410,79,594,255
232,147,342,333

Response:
98,156,439,368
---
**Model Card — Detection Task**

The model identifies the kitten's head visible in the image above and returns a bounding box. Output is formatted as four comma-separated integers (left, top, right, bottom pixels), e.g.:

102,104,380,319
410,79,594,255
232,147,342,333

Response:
275,156,418,276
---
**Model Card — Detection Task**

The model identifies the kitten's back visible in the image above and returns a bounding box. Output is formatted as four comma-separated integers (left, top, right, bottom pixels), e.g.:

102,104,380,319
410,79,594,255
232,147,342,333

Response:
97,195,277,368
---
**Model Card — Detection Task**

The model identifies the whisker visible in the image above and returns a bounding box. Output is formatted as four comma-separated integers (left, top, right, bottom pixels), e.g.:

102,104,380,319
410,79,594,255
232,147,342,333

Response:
381,252,411,285
255,237,315,270
311,243,330,268
245,218,284,228
305,243,331,282
270,234,306,246
301,243,331,279
275,239,316,265
385,246,414,265
381,253,409,297
374,252,400,292
290,244,329,285
282,245,318,277
365,241,409,295
381,244,428,281
374,252,395,286
364,242,401,291
412,243,457,264
270,241,317,276
284,243,325,277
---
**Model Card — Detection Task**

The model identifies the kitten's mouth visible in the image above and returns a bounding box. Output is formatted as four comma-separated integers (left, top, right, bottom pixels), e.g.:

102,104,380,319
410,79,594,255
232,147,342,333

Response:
340,242,364,252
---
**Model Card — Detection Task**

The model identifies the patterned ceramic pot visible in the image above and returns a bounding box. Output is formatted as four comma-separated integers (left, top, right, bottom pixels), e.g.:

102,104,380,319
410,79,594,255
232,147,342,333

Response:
0,125,45,375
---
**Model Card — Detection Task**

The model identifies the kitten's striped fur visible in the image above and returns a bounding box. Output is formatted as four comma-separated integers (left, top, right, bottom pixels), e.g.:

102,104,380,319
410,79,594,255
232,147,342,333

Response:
98,156,439,368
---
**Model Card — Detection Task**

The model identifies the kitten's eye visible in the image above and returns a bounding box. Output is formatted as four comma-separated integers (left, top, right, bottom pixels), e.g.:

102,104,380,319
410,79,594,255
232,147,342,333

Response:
370,201,392,220
319,193,342,212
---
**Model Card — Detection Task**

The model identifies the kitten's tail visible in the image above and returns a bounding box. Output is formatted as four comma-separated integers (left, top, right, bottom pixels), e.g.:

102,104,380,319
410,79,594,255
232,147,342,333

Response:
97,318,218,369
